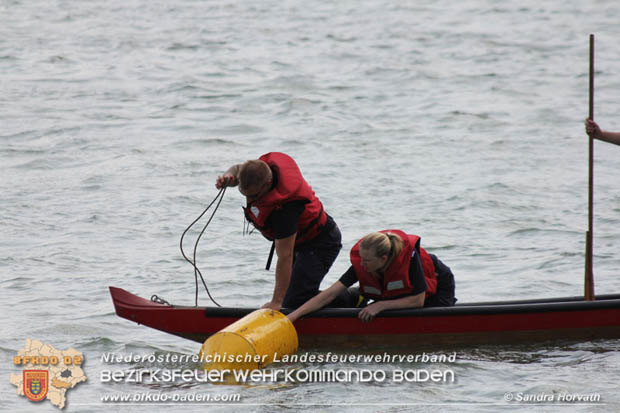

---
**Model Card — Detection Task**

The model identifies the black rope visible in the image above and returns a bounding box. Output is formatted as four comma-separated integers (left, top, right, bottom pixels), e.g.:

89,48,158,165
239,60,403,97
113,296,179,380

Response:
243,214,256,236
179,187,227,307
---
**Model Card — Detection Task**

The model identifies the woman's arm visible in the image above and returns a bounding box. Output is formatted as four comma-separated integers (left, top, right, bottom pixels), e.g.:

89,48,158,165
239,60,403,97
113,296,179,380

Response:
287,281,347,322
358,291,425,322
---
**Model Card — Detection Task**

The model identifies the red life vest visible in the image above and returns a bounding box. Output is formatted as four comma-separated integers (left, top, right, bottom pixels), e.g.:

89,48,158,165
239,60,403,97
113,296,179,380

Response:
350,229,437,300
243,152,327,245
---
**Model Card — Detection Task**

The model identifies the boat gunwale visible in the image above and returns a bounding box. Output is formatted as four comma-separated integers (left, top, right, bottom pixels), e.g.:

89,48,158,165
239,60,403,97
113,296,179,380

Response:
110,287,620,318
202,295,620,318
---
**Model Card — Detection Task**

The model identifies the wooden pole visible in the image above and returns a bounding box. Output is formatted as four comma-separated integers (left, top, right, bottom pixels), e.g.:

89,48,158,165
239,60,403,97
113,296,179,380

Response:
585,34,595,301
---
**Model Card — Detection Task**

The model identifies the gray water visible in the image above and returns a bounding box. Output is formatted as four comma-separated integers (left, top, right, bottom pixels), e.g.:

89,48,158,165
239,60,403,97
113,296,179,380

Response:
2,0,619,411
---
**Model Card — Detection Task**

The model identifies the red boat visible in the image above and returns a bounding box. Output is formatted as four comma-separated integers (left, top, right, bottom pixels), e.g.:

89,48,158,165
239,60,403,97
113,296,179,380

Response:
109,286,620,348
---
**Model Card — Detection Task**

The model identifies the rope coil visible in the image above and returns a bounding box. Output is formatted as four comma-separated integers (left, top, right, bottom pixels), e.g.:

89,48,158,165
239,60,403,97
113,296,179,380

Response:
179,187,227,307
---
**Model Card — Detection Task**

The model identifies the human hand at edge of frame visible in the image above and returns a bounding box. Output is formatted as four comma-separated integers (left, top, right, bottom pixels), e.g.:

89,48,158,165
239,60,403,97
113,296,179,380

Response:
585,118,602,139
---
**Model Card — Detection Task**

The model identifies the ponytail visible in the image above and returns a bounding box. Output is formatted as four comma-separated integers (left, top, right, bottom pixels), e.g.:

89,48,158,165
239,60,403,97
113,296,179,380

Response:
383,233,403,271
360,231,403,272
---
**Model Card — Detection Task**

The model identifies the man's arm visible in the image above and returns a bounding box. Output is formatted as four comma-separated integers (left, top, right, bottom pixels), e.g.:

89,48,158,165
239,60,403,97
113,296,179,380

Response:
287,281,347,322
215,164,241,188
262,233,296,310
358,291,425,322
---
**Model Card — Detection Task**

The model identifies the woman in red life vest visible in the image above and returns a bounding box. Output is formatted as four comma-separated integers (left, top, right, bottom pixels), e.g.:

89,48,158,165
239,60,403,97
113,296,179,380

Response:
216,152,342,310
287,230,456,322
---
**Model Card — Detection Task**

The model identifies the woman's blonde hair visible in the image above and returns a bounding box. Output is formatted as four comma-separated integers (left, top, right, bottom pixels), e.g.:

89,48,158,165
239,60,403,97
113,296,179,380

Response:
360,232,403,272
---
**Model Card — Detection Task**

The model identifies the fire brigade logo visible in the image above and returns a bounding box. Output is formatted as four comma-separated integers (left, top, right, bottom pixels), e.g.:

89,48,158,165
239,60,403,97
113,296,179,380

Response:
11,339,86,409
23,370,49,402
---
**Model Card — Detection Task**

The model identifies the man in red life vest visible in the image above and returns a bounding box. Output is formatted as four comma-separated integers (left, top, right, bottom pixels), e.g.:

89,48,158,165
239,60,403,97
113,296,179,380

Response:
216,152,342,310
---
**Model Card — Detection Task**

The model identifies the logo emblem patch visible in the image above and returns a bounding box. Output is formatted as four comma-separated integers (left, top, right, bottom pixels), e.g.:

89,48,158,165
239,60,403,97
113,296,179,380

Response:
23,370,48,402
251,206,260,217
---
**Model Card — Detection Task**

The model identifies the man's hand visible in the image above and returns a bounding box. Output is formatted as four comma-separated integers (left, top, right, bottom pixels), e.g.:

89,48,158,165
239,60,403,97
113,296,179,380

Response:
215,173,237,189
215,165,241,189
261,301,282,311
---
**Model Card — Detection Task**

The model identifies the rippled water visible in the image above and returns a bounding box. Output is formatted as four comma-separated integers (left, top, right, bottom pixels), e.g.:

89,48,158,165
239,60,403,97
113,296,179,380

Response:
2,0,619,411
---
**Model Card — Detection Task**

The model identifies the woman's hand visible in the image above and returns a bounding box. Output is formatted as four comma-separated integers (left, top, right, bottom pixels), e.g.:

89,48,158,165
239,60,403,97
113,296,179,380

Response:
357,292,425,322
358,302,384,322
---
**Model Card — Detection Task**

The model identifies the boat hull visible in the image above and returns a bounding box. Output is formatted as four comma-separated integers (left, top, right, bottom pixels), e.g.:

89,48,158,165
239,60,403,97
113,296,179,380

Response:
109,287,620,348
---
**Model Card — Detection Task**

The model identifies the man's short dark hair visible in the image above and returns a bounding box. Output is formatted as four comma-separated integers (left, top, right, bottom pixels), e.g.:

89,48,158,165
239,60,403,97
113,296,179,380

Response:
239,160,271,191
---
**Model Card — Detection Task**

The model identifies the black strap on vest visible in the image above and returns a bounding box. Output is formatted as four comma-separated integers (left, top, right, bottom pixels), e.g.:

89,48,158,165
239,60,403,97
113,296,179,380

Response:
296,205,325,240
265,241,275,270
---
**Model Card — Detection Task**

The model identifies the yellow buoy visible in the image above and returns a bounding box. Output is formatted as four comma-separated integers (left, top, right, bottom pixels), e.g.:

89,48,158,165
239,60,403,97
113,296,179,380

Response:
199,309,298,372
